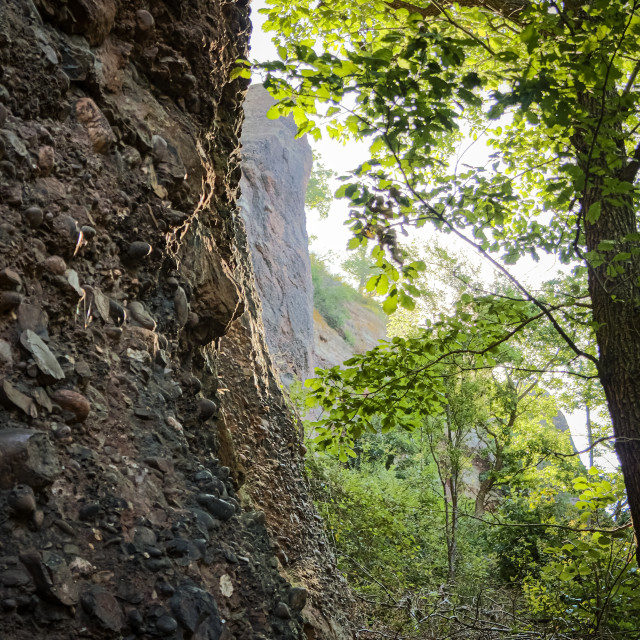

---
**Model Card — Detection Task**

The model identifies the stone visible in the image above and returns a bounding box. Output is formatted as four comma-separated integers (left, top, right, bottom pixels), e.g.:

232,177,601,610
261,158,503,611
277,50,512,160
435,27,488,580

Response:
0,429,61,489
0,339,13,367
79,503,101,520
128,609,145,633
0,380,37,417
196,494,235,521
133,526,156,547
81,225,96,240
135,9,155,33
18,303,48,336
38,146,55,176
50,389,91,422
0,290,23,312
156,615,178,634
20,551,79,606
274,602,291,619
126,241,152,264
23,206,44,228
76,98,115,153
81,586,125,632
169,583,222,636
288,586,308,611
0,267,22,289
0,104,6,127
128,301,156,331
20,329,64,379
190,508,217,535
173,286,189,327
198,398,217,421
42,255,67,275
0,569,31,587
7,485,36,516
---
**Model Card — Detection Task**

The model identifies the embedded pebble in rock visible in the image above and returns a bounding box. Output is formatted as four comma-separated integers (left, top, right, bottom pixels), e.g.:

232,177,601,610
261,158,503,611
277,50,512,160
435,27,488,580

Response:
81,225,96,240
151,135,169,162
65,269,85,298
50,389,91,423
7,484,36,516
1,380,37,417
121,145,141,168
38,146,55,176
198,398,217,420
108,298,126,326
186,311,199,328
169,584,222,635
23,206,43,228
135,9,155,33
0,339,13,366
42,255,67,275
0,104,6,127
75,98,116,153
190,507,217,534
81,586,125,632
0,429,61,489
197,494,235,521
18,303,48,336
274,602,292,619
79,503,101,521
173,285,189,327
126,241,152,264
0,268,22,290
128,301,156,331
20,329,64,379
288,586,309,611
156,615,178,634
20,551,79,606
219,574,233,597
0,290,23,312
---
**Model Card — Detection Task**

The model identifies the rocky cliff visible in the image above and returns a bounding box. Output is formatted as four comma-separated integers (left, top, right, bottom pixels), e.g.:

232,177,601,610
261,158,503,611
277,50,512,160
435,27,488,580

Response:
0,2,351,639
238,85,314,385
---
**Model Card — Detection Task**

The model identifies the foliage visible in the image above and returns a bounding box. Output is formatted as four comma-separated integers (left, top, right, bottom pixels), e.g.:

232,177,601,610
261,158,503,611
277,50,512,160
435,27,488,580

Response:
524,471,640,638
305,151,336,219
310,253,381,333
258,0,640,546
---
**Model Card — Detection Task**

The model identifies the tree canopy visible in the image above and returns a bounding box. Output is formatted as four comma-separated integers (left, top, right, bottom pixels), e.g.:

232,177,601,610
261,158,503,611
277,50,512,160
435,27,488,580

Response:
255,0,640,553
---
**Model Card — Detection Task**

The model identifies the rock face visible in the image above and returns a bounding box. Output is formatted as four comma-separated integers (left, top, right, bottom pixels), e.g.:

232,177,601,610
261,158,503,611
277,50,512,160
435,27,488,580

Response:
0,2,351,639
238,85,314,384
313,303,387,370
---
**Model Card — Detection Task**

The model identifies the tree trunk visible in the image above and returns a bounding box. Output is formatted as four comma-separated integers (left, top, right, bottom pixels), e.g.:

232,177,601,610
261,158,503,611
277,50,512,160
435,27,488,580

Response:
474,447,503,517
577,99,640,543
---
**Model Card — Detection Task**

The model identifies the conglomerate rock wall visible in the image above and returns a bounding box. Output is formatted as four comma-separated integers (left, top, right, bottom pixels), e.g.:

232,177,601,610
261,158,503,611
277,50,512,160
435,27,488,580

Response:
0,1,352,638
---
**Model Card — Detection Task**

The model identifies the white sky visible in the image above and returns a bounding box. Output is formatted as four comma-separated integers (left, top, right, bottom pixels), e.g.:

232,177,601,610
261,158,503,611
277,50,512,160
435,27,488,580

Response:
247,0,612,468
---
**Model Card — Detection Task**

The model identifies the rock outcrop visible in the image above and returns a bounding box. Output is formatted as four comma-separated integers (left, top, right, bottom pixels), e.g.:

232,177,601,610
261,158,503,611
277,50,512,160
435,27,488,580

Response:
313,303,387,371
0,2,351,639
238,85,314,385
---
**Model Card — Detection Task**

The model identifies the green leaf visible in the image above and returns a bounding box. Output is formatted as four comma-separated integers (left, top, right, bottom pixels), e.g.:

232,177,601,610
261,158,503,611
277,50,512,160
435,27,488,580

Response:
586,202,601,224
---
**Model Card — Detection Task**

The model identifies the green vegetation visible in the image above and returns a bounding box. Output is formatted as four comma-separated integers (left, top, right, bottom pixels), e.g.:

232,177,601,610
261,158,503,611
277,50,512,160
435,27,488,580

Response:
310,253,381,333
305,151,336,219
256,1,640,637
259,0,640,556
304,383,639,639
